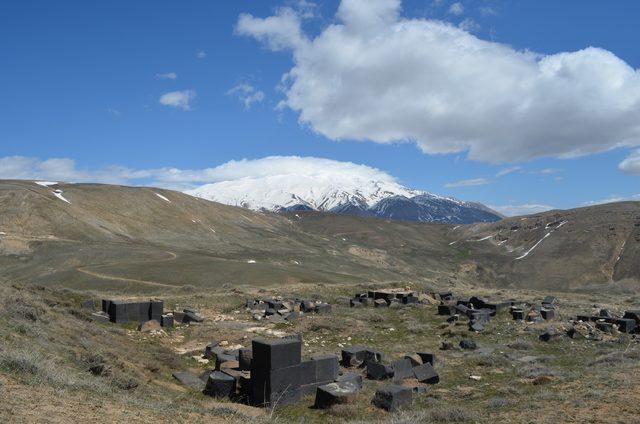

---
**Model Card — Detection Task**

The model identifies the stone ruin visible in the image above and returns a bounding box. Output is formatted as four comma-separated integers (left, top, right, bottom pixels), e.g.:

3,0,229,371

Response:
84,298,204,330
172,336,439,412
349,289,420,309
575,309,639,334
246,297,332,322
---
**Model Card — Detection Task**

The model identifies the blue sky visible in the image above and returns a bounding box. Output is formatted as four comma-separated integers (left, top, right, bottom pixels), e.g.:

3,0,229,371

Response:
1,0,639,215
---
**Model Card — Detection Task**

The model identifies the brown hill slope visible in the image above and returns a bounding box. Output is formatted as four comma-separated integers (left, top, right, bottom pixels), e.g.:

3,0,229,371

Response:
0,180,638,293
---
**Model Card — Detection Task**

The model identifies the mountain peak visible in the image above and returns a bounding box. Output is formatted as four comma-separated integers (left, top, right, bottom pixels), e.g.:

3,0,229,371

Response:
186,176,500,224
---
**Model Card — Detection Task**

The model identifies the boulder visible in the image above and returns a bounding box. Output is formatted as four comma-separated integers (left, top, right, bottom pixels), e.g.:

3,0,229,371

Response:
160,313,174,328
459,339,477,350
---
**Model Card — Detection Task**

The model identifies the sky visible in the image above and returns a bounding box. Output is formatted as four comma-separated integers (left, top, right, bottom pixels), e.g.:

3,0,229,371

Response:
1,0,640,216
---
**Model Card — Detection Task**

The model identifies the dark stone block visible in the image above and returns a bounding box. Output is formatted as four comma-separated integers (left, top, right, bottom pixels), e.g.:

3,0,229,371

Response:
470,310,491,323
439,292,453,301
172,371,206,391
417,352,435,366
446,314,459,324
512,309,524,320
301,382,329,397
438,304,455,316
252,338,301,371
599,309,614,318
101,299,112,313
173,311,186,323
150,300,163,321
299,360,316,386
541,308,555,320
184,309,204,323
623,310,640,323
204,343,223,360
391,358,413,381
312,355,339,382
315,303,332,314
160,313,173,328
251,364,301,407
285,312,299,321
301,300,315,312
543,296,557,305
314,381,359,409
204,371,236,398
413,363,439,384
335,373,363,389
268,301,284,311
350,299,363,308
459,339,477,350
372,385,412,412
216,353,238,370
366,362,394,380
341,346,366,367
468,320,484,332
239,348,252,371
596,322,613,333
616,318,637,333
455,304,470,315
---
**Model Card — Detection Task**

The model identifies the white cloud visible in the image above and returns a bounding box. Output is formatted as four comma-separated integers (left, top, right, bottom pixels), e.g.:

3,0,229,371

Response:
496,166,521,177
156,72,177,80
489,203,555,217
445,177,491,188
582,194,640,206
196,49,207,59
619,149,640,174
529,168,561,175
0,155,397,192
479,6,497,16
236,0,640,163
448,2,464,15
228,83,265,109
159,90,196,110
458,18,480,33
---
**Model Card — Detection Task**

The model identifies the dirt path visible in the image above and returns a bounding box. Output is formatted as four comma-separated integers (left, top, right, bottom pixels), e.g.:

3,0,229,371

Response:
76,250,178,288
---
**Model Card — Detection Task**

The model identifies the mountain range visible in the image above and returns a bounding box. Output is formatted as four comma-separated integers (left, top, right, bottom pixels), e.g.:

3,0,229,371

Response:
186,175,503,224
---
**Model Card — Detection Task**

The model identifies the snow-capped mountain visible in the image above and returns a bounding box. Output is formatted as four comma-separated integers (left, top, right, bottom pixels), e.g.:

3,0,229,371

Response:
186,175,502,224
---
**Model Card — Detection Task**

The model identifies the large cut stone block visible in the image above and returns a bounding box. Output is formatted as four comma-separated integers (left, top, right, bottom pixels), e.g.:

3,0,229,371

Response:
252,338,301,371
372,385,412,412
314,381,359,409
413,363,439,384
250,364,301,407
204,371,236,398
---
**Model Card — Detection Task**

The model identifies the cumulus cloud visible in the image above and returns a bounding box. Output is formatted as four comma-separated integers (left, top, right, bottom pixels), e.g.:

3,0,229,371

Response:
619,150,640,174
489,203,555,217
445,177,491,188
196,49,207,59
159,90,196,110
236,0,640,163
0,155,397,192
448,2,464,15
228,83,265,109
156,72,177,80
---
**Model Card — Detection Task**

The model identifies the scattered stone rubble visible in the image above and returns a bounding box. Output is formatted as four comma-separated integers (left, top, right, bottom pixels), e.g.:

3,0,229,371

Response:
84,298,205,330
246,297,332,322
171,336,439,412
349,289,421,309
575,309,639,335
